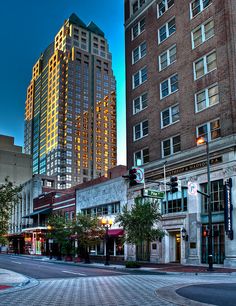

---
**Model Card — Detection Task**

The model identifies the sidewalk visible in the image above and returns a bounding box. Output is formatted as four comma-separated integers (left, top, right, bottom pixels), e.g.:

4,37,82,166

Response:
0,268,31,294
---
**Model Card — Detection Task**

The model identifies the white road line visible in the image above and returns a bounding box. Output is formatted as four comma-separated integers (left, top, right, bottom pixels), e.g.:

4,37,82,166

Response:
11,256,31,260
11,261,22,264
98,269,129,274
62,270,86,276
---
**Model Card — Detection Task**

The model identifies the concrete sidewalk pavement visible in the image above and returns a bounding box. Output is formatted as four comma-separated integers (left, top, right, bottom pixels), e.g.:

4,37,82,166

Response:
0,268,38,295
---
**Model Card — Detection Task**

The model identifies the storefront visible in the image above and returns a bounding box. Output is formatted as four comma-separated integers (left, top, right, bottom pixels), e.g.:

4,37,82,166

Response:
22,227,48,255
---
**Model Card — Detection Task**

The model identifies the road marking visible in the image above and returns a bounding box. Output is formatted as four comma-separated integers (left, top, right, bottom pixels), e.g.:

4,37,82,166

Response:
97,269,129,274
11,261,22,264
62,270,86,276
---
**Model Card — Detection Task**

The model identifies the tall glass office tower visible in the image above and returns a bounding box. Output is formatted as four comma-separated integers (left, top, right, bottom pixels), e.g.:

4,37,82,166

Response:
24,14,117,188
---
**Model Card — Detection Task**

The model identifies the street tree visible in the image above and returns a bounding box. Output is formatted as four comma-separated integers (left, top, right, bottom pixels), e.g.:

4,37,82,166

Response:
116,197,165,261
0,177,22,245
72,213,104,263
47,214,73,260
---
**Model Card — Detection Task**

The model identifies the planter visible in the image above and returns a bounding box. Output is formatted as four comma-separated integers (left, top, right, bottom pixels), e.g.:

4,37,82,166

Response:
64,255,73,261
73,256,81,263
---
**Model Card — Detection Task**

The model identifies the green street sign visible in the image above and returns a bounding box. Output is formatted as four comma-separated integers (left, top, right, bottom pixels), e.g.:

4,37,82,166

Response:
143,189,165,199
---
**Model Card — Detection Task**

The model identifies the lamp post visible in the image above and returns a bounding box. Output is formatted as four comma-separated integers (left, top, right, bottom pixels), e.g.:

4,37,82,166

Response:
47,225,53,259
101,218,113,265
197,136,213,271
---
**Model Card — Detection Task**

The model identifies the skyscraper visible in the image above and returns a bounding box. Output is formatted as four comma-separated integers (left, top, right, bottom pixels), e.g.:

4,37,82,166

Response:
24,14,117,189
125,0,236,266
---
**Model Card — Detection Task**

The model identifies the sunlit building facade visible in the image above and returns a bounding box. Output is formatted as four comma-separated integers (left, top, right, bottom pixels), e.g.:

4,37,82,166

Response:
24,14,117,188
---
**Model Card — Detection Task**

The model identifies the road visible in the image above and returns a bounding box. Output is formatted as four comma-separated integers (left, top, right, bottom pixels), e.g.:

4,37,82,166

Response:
0,254,128,279
1,255,236,306
177,283,236,306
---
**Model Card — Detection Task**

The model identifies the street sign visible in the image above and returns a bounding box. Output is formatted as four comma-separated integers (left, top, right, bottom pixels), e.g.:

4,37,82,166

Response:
135,167,144,184
143,189,165,199
188,182,198,195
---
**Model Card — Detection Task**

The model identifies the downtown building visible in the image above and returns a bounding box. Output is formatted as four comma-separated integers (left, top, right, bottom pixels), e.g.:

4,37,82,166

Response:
24,13,117,189
125,0,236,266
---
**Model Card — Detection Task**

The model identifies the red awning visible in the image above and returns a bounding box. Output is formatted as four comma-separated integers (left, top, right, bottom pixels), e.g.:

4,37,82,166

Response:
108,229,124,237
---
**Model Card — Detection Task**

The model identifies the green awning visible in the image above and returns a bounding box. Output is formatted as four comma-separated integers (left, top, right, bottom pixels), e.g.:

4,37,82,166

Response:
22,208,52,218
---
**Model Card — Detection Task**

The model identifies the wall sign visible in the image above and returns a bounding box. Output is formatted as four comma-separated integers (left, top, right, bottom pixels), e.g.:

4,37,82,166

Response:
146,156,222,180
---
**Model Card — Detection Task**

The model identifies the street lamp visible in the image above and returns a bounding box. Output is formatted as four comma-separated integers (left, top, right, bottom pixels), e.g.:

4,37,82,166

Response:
101,218,113,265
196,136,213,271
47,225,53,259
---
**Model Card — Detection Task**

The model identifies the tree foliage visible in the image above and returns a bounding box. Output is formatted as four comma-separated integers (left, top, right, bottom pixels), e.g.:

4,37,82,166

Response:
116,197,165,245
48,213,104,261
47,213,73,257
72,213,104,262
0,178,22,244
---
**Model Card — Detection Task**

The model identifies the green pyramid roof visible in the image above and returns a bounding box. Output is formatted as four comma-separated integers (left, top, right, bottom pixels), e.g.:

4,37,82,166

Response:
68,13,87,29
87,21,104,37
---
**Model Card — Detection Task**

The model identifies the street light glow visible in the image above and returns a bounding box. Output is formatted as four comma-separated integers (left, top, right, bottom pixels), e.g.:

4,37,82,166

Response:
196,136,206,145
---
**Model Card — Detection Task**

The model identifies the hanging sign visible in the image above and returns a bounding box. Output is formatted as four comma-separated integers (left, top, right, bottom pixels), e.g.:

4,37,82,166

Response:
224,178,233,240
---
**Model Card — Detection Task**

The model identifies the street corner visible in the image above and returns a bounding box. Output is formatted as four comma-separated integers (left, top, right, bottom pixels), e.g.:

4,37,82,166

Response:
0,269,39,295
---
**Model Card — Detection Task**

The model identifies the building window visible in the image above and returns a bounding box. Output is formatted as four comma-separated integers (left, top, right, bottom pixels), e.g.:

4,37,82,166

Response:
195,84,219,112
160,73,178,99
162,135,181,157
158,0,174,18
132,18,145,40
134,148,149,166
132,0,146,15
191,19,214,49
162,188,187,214
194,51,217,79
133,120,149,141
201,180,224,213
196,118,221,141
161,104,179,128
190,0,212,19
159,44,176,71
133,92,148,114
158,17,176,44
132,42,147,64
132,67,147,89
82,202,120,217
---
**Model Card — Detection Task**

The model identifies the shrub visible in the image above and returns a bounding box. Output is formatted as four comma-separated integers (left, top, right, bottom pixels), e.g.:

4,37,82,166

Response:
125,261,141,268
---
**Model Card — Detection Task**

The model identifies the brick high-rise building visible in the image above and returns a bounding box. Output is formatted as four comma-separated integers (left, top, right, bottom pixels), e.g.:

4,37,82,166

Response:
24,14,117,189
125,1,236,266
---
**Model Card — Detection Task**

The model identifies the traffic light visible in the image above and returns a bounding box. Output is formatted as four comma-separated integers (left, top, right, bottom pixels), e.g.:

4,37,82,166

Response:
170,176,179,193
203,228,209,237
129,167,138,186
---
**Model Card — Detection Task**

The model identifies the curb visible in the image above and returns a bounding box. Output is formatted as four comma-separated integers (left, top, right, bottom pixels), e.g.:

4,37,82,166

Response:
156,283,216,306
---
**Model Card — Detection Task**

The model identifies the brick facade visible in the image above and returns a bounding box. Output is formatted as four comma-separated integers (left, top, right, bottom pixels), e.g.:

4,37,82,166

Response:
125,0,236,168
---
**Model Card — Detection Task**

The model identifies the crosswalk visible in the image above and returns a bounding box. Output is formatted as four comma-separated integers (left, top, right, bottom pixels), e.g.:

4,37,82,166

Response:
1,273,235,306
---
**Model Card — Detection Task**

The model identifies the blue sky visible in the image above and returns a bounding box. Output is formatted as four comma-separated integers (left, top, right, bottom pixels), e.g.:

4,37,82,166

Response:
0,0,126,165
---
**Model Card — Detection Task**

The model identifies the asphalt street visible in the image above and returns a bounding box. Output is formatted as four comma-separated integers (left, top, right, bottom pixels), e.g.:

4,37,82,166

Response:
177,283,236,306
0,255,128,279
